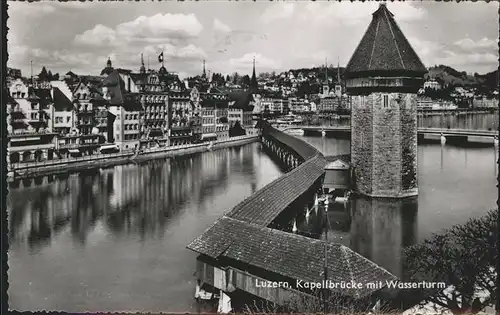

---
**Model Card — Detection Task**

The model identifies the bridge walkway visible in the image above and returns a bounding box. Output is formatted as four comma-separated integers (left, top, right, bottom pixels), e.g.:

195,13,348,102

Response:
187,124,396,306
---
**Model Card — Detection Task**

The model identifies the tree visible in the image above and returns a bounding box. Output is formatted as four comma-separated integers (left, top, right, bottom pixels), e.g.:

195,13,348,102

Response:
243,288,382,314
241,75,251,87
39,66,49,81
226,74,231,83
232,72,240,84
404,209,497,314
297,81,312,98
229,120,246,137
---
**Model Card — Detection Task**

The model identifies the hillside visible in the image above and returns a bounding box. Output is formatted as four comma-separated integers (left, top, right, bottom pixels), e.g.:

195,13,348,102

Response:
286,64,497,90
475,70,499,90
425,65,498,89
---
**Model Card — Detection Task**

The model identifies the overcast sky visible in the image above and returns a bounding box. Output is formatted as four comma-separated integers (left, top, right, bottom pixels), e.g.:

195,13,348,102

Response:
7,1,499,79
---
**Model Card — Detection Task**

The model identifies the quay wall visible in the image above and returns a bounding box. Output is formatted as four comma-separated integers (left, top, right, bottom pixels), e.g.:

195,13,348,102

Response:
8,135,259,179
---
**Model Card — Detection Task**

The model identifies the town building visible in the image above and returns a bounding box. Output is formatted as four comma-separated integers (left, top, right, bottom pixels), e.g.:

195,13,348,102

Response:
102,70,143,151
288,97,307,113
345,3,426,198
226,90,255,128
7,78,57,163
318,96,337,112
70,81,104,152
7,67,22,78
199,92,230,141
423,79,441,90
260,97,274,114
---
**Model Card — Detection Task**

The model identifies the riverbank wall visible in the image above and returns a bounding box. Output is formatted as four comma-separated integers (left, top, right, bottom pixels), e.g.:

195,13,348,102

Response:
8,135,259,180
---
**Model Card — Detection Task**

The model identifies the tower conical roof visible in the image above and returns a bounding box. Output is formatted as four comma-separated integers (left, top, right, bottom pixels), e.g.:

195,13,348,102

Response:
250,56,258,93
344,3,426,78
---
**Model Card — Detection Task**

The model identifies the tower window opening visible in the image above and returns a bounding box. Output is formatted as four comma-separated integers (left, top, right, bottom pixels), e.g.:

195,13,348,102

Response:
383,95,389,108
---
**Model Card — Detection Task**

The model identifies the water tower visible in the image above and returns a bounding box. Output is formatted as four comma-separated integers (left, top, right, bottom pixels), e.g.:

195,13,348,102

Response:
344,3,427,198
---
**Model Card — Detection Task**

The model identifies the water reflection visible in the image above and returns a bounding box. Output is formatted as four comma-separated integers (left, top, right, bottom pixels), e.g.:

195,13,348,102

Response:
350,196,418,278
298,134,496,280
8,142,286,312
8,144,262,251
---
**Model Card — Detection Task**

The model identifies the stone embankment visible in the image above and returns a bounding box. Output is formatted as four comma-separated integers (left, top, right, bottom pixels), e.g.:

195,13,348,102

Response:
8,135,259,179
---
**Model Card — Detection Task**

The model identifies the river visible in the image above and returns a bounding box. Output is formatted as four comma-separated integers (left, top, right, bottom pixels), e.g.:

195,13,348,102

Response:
318,111,499,131
297,135,497,278
7,124,498,311
7,143,284,312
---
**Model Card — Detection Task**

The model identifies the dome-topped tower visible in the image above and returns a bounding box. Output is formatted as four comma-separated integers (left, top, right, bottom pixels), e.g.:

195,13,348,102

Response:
100,57,114,76
346,3,427,198
159,65,167,75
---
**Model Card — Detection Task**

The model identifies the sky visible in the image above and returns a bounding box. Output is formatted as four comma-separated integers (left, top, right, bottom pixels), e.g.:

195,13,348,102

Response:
7,0,499,79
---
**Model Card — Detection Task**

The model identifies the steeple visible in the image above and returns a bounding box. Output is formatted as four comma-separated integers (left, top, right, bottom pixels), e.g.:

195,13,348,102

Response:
334,57,342,97
101,57,114,76
324,57,329,84
337,58,341,83
202,59,207,79
322,57,329,96
140,53,146,74
250,56,258,93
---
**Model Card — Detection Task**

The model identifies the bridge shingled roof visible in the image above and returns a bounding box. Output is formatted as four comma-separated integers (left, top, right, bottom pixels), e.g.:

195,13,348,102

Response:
344,3,427,78
187,124,397,298
187,216,396,298
226,154,326,225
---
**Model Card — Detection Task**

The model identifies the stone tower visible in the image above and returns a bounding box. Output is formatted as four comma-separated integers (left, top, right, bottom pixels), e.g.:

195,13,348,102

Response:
322,58,329,96
344,3,427,198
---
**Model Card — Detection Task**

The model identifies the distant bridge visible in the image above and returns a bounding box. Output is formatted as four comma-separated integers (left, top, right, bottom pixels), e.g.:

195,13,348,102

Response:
280,125,498,145
282,125,498,137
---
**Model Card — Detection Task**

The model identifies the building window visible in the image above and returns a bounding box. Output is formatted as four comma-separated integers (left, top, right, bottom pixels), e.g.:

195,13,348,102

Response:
383,95,389,108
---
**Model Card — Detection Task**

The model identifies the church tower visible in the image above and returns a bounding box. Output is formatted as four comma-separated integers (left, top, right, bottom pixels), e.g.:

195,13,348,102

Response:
250,56,258,93
202,59,207,80
100,57,114,76
140,53,146,74
322,58,329,96
345,3,427,198
334,59,342,98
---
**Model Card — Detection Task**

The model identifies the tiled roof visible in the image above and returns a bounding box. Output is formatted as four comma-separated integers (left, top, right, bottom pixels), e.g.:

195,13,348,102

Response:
226,154,326,225
100,66,114,76
129,73,147,86
187,217,396,298
344,3,426,78
265,125,321,160
101,70,124,105
122,93,143,112
80,75,103,85
183,123,395,300
227,90,254,111
200,92,231,108
33,88,52,102
53,87,73,111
